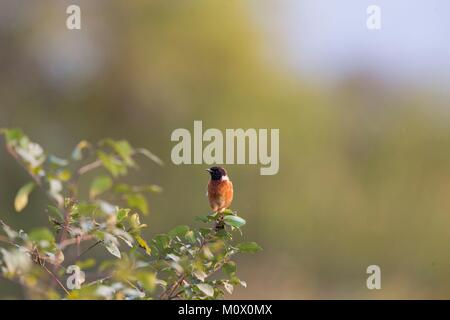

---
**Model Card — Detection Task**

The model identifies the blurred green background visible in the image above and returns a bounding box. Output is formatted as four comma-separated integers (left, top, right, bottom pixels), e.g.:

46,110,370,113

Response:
2,0,450,299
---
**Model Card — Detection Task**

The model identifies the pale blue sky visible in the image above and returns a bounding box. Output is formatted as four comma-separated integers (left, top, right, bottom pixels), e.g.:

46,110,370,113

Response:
254,0,450,88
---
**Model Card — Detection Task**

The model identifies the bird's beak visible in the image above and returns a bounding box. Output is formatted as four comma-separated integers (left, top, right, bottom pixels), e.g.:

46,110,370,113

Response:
205,169,212,173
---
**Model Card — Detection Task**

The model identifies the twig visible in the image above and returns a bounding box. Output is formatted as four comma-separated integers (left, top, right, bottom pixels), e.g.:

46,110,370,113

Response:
0,235,16,246
206,255,232,278
41,264,70,295
85,273,115,287
76,148,160,177
77,160,102,176
6,145,43,188
161,274,186,300
77,240,103,259
58,234,94,250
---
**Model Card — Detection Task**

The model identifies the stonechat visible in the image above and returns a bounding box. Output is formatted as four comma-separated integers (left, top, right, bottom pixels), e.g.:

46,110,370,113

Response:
206,166,234,214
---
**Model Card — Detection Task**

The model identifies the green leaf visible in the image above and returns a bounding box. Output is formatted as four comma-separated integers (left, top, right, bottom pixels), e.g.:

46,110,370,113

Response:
103,233,121,259
153,234,170,251
89,175,113,199
222,261,237,277
101,139,135,167
128,213,147,231
221,209,235,216
199,228,212,237
185,230,196,244
56,169,72,181
145,184,163,193
136,271,156,292
48,155,69,167
236,242,262,253
71,202,98,218
116,208,130,223
223,282,234,294
135,235,152,255
195,215,210,223
71,140,91,161
97,151,127,177
114,229,134,247
46,205,64,221
216,229,232,241
193,269,207,282
114,183,132,193
168,225,189,238
114,140,135,167
1,128,24,145
196,283,214,297
125,193,149,215
223,215,246,228
28,228,55,248
14,182,35,212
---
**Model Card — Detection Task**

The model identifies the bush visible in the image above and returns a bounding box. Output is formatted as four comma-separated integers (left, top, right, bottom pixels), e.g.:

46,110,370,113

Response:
0,128,261,300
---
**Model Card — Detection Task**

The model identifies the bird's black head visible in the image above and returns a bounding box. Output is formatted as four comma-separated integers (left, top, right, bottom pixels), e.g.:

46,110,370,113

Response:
206,167,228,181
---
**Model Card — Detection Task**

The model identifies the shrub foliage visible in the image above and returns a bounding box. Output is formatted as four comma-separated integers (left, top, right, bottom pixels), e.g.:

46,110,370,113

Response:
0,128,261,299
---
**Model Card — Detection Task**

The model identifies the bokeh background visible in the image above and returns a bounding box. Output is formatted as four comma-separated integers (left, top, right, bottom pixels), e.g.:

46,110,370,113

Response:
2,0,450,299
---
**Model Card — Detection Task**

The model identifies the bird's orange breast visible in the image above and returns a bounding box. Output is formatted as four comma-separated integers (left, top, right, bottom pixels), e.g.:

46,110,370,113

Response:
207,179,233,212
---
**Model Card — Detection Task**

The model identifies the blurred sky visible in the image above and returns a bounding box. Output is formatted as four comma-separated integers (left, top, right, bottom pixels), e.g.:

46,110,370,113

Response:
252,0,450,90
3,1,449,90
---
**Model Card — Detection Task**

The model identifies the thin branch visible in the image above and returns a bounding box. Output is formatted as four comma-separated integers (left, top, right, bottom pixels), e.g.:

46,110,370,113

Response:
85,273,114,287
206,255,232,278
41,264,70,295
6,145,43,188
77,160,102,176
77,240,102,259
58,234,94,251
76,148,160,177
0,235,19,248
162,274,186,300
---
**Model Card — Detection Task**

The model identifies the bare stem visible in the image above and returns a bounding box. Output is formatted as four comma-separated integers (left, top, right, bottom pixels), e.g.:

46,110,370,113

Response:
77,240,103,259
58,234,95,251
77,159,102,176
41,264,70,295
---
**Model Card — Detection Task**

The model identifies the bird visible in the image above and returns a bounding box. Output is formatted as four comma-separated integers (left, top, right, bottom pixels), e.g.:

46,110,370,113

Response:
206,166,234,214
